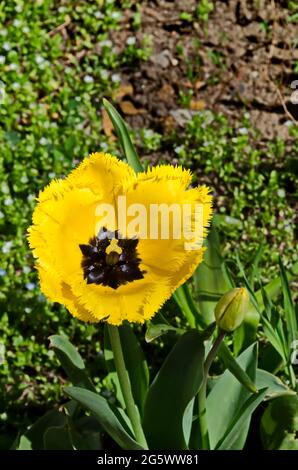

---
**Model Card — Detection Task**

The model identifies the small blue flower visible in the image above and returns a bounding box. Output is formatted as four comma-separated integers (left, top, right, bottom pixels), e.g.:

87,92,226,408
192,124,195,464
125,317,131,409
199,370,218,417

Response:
0,268,7,277
26,282,36,291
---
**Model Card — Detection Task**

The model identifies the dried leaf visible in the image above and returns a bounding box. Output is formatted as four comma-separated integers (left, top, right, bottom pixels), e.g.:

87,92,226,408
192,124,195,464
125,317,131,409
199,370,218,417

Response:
113,84,134,101
189,99,206,111
101,108,115,140
119,100,145,115
194,80,206,90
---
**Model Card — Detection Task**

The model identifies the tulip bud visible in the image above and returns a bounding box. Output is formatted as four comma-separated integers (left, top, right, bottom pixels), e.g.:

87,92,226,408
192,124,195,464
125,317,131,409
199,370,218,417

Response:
215,287,249,332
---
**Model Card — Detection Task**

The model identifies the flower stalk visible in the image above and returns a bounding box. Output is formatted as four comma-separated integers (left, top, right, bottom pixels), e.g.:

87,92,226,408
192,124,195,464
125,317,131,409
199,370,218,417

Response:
197,330,226,450
107,324,148,449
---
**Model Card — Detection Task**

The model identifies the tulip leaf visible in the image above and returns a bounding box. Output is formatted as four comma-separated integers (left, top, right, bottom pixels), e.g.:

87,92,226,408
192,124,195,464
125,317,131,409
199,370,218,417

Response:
216,388,267,450
143,330,205,449
103,98,143,173
234,260,298,355
104,323,149,417
174,283,205,328
194,227,233,325
218,342,258,393
145,322,183,343
49,335,95,391
16,410,66,450
206,343,258,450
256,369,295,400
44,426,74,450
71,416,103,450
65,386,144,450
260,395,298,450
279,257,297,346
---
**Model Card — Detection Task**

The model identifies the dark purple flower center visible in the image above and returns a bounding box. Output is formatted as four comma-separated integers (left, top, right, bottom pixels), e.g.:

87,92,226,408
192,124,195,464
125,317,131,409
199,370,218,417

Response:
79,227,145,289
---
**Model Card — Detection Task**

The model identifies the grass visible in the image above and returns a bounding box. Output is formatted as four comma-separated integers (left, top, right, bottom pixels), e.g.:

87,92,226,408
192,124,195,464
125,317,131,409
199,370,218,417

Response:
0,0,297,446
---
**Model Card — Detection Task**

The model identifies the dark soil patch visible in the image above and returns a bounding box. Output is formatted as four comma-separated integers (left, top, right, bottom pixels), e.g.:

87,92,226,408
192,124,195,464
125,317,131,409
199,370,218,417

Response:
111,0,297,143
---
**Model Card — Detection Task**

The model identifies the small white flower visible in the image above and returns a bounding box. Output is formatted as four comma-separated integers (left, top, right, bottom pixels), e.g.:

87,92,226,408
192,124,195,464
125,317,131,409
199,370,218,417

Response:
35,55,45,65
284,120,293,128
48,172,56,178
65,66,72,74
15,4,23,13
0,211,4,219
22,26,29,33
110,11,121,20
238,127,248,135
75,96,81,101
4,197,13,206
94,11,104,19
174,146,183,154
12,82,21,90
3,42,10,51
23,266,31,274
9,63,18,71
111,73,121,83
25,307,32,313
0,82,5,102
84,74,94,83
100,69,109,80
143,129,154,139
13,19,21,27
0,56,6,64
126,36,136,46
2,241,13,254
39,137,48,145
20,175,28,184
100,39,113,48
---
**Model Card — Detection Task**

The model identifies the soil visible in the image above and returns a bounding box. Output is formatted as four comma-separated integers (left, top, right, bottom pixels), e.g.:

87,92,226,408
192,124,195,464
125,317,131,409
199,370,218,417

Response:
110,0,298,146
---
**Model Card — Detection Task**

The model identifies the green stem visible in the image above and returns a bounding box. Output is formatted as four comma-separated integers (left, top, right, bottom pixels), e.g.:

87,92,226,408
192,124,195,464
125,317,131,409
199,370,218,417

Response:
107,324,148,449
197,330,226,450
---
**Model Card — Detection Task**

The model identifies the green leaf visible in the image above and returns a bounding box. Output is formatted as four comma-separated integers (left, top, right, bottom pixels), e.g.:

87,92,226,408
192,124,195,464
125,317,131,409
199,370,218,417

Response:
145,322,183,343
65,386,144,450
143,330,205,449
104,323,149,417
16,410,66,450
248,244,263,289
103,99,143,173
216,388,267,450
260,395,298,450
194,227,233,325
218,342,258,393
256,369,295,400
44,426,74,450
49,335,95,391
174,283,205,328
72,416,103,450
279,257,297,345
206,343,258,450
233,259,298,356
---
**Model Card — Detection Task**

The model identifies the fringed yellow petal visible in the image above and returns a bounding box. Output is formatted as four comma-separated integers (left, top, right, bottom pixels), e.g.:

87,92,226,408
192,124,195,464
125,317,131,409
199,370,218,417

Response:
66,152,135,198
38,266,97,322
